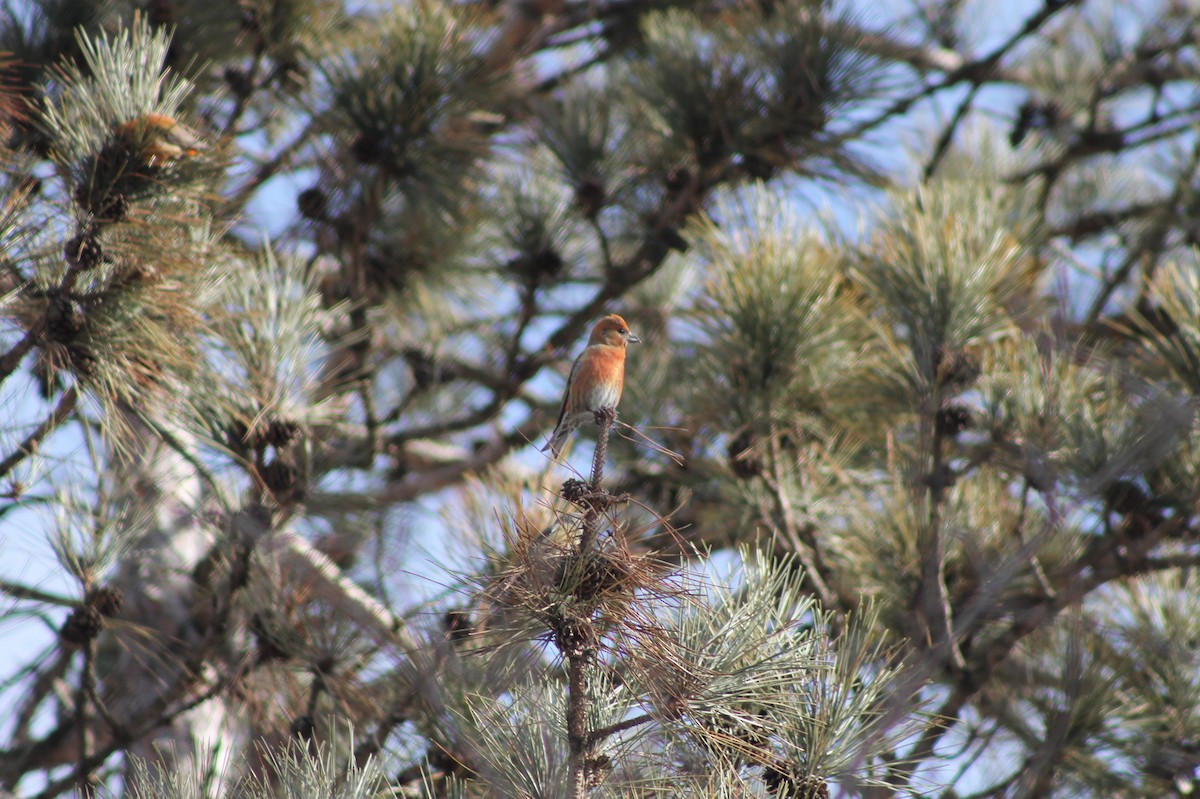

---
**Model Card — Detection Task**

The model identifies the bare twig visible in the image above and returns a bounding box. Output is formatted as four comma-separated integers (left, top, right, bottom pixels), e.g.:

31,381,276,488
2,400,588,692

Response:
591,712,654,742
0,333,35,386
0,387,78,482
0,578,74,606
1083,135,1200,325
923,82,981,180
565,644,594,799
252,514,419,655
71,640,94,795
848,0,1082,140
589,408,614,492
9,647,72,747
761,426,838,613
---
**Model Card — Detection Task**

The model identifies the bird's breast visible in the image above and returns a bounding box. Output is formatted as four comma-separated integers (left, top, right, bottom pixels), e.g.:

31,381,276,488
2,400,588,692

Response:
572,345,626,410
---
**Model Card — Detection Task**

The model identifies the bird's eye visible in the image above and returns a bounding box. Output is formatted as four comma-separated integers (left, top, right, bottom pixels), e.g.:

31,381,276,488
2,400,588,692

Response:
619,328,628,335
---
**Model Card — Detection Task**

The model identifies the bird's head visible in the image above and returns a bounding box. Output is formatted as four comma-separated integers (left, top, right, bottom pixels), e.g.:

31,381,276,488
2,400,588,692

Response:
589,314,640,348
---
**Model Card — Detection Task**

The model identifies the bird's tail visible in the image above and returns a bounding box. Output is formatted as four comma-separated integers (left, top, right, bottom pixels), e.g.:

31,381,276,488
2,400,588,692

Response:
542,426,567,457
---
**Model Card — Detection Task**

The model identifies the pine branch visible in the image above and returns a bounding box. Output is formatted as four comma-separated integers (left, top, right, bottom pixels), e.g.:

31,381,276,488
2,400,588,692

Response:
590,712,654,741
589,408,613,492
886,509,1188,790
0,386,78,482
0,578,74,606
71,639,93,797
0,333,34,385
565,646,594,799
848,0,1084,139
308,414,549,512
8,647,73,749
760,432,838,613
257,517,418,654
922,82,981,179
914,391,962,669
1084,135,1200,324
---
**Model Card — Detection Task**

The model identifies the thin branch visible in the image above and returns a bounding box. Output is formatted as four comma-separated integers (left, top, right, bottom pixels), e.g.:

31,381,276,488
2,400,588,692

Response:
1143,552,1200,572
566,644,594,799
505,287,539,377
0,578,74,606
18,658,248,799
889,512,1178,789
8,646,72,747
221,50,265,137
80,638,126,743
1083,134,1200,325
591,712,654,742
0,386,78,482
850,25,964,74
0,332,35,386
310,414,549,512
761,427,838,612
875,510,1071,786
590,216,615,276
589,409,613,492
383,161,703,453
848,0,1082,140
223,123,310,219
923,82,981,180
1047,199,1166,242
254,515,418,654
71,640,94,795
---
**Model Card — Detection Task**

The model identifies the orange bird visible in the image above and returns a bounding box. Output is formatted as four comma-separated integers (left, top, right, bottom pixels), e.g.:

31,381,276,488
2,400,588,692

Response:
543,314,640,457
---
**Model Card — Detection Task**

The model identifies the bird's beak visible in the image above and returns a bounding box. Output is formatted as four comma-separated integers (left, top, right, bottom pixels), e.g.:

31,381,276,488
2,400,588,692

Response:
627,332,641,344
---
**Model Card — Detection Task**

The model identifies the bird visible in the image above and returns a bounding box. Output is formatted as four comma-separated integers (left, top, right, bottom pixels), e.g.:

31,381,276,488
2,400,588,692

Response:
543,313,640,457
114,113,203,166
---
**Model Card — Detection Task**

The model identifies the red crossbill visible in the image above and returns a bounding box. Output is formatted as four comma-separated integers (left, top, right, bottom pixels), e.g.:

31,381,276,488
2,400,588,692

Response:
543,313,639,457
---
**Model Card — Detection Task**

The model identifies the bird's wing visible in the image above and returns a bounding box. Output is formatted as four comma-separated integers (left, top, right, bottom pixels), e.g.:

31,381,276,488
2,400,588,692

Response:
553,347,589,430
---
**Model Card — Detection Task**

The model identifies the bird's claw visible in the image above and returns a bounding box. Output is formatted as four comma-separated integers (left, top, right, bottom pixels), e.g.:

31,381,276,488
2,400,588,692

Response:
593,406,617,426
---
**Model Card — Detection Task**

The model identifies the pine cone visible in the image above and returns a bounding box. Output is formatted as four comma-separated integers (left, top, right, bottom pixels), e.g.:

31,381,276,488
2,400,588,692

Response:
664,165,691,193
573,177,606,219
44,295,86,342
250,614,289,662
727,430,763,479
64,234,103,270
86,585,124,618
403,348,437,391
223,66,253,99
261,456,305,502
936,402,973,437
265,417,300,448
515,248,565,282
60,606,104,646
574,550,633,603
552,612,596,657
443,609,474,643
1106,479,1149,516
297,187,328,220
74,181,128,221
290,715,315,742
935,346,981,391
561,478,588,504
351,132,383,164
763,765,829,799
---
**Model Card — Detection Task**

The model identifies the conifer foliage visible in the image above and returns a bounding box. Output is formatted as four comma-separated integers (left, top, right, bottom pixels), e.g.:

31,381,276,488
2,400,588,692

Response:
2,1,1200,797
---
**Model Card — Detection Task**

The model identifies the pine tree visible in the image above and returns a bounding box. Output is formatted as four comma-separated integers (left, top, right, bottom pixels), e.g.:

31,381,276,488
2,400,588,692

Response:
2,1,1200,797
